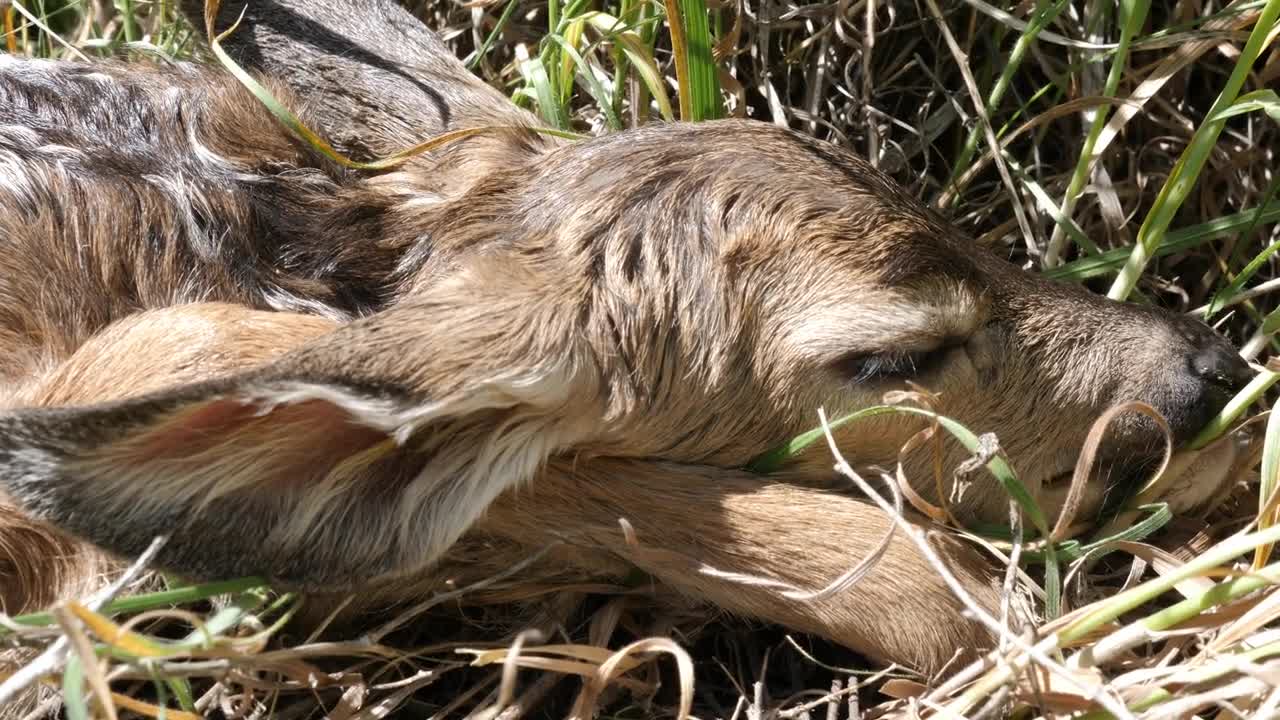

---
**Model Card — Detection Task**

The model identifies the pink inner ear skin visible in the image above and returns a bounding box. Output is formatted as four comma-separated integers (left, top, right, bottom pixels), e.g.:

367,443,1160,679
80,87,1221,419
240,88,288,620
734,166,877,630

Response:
130,398,392,474
135,400,264,459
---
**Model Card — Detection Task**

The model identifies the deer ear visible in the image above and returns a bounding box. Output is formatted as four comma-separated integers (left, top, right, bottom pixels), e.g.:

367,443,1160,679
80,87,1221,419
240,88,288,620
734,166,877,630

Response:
0,363,590,589
0,271,599,588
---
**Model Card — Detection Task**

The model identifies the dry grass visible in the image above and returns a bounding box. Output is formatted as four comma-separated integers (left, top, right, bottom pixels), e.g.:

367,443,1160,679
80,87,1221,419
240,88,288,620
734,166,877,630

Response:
3,0,1280,717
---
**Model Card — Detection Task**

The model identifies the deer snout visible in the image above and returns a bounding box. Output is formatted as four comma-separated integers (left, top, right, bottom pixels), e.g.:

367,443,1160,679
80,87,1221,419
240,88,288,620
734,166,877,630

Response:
1151,315,1252,444
1178,334,1253,436
1187,336,1255,397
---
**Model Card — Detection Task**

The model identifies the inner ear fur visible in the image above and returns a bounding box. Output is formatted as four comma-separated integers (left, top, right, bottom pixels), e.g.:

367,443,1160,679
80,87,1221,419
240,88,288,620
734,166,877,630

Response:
0,273,601,589
0,304,340,617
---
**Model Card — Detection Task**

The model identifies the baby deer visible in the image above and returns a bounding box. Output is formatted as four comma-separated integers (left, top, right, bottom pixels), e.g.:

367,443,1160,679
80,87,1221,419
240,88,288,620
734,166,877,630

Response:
0,0,1254,685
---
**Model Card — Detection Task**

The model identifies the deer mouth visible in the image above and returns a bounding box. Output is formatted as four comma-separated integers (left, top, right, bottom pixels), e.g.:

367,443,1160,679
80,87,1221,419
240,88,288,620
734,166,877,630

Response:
1027,438,1173,519
1039,431,1249,527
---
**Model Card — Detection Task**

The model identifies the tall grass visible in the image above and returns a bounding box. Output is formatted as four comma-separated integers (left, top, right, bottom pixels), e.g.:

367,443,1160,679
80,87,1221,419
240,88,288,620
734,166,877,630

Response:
3,0,1280,717
512,0,722,128
1106,0,1280,302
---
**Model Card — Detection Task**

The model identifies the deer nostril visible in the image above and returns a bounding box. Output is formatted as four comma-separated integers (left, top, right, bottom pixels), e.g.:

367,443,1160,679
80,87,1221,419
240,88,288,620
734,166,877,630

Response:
1189,342,1253,396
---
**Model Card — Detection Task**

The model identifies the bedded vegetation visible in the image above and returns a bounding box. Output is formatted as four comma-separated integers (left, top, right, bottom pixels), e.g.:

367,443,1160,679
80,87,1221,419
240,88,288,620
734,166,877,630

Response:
3,0,1280,716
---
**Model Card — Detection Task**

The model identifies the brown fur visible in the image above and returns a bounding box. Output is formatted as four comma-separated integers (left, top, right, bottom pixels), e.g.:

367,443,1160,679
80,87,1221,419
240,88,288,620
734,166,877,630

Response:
0,304,338,717
1,303,998,680
0,305,339,611
0,54,549,390
0,0,1254,691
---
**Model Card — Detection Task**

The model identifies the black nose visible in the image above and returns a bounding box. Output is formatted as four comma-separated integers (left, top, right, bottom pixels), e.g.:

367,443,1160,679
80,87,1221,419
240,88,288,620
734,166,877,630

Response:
1139,308,1255,444
1189,342,1254,397
1167,331,1254,443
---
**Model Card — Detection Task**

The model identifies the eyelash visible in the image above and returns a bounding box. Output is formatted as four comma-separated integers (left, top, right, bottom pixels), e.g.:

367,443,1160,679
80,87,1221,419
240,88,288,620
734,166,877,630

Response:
833,341,962,382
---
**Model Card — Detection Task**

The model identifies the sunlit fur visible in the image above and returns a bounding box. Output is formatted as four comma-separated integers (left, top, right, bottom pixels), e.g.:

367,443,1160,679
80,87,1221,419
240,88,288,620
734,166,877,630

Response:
0,0,1253,707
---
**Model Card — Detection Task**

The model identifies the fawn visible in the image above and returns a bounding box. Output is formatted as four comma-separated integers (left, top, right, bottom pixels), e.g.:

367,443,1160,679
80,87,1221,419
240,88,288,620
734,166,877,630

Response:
0,0,1255,692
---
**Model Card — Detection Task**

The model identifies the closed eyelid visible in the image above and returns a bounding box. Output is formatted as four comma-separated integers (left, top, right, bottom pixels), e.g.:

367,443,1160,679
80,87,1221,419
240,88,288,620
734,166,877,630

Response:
831,335,967,382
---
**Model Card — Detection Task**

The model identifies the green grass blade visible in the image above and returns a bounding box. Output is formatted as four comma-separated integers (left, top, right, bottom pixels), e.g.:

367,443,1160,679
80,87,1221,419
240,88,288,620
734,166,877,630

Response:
1190,369,1280,450
1203,100,1280,315
1046,202,1280,281
1210,88,1280,123
165,677,197,713
547,32,623,130
747,406,900,474
465,0,519,70
663,0,690,120
749,405,1046,531
3,577,269,634
1106,0,1280,300
583,11,675,121
517,50,571,129
1008,155,1096,253
558,18,585,104
945,0,1070,199
1207,236,1280,318
62,655,89,720
1264,306,1280,336
1021,502,1170,564
1255,404,1280,567
1061,529,1280,649
675,0,720,121
748,403,1062,616
1077,502,1171,560
1042,0,1150,266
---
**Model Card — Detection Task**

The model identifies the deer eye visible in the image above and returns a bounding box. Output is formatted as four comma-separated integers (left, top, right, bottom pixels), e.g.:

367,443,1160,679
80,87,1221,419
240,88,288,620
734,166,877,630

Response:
832,338,966,382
